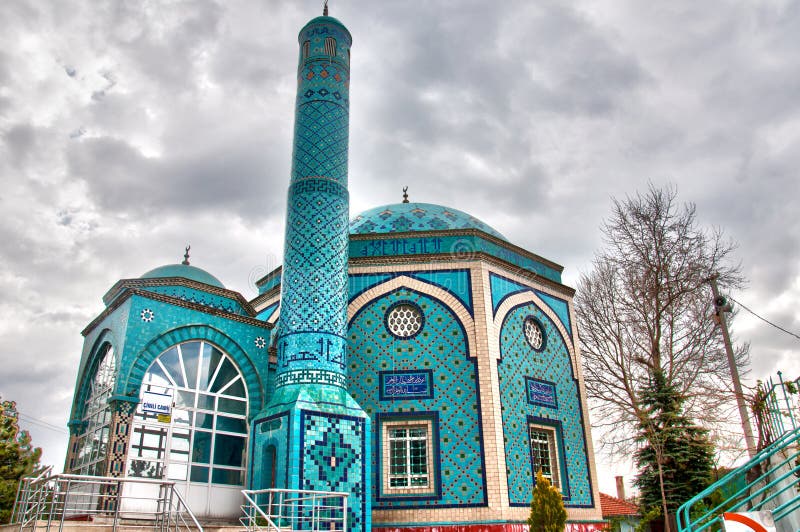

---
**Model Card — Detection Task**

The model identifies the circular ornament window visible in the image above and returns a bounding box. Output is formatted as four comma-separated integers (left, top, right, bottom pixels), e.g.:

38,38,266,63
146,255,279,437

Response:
385,302,424,339
523,316,546,351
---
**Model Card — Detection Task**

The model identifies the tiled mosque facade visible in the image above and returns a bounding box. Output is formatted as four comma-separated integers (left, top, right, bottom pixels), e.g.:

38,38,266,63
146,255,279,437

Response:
64,10,604,532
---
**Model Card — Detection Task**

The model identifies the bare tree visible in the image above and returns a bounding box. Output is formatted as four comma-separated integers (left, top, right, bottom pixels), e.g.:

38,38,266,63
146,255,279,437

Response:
575,184,749,455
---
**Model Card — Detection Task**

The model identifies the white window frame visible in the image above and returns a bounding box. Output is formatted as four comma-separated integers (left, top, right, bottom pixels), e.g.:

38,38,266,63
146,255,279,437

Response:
381,418,435,495
529,423,561,490
128,341,249,488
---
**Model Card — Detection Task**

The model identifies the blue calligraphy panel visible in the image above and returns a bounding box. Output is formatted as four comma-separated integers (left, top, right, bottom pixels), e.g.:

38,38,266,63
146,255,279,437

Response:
379,370,434,400
525,377,558,409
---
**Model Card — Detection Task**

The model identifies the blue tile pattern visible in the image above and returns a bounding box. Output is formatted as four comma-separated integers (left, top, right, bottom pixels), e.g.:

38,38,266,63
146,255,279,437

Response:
252,16,370,532
349,270,472,314
489,272,571,333
350,203,507,240
498,303,594,508
300,412,368,532
348,288,486,508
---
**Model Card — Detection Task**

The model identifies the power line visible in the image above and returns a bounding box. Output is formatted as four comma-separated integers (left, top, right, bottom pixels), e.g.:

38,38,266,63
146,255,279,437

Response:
728,296,800,342
17,413,68,435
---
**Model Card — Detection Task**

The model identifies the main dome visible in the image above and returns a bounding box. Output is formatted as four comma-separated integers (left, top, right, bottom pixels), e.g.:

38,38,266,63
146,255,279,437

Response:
140,264,225,289
349,202,507,241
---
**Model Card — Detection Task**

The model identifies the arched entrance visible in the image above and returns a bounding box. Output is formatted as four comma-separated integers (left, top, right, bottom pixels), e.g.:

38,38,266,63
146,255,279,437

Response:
127,340,249,518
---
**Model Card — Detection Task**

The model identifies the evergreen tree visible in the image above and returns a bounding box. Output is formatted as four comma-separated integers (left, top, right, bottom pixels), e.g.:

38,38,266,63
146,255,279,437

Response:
634,371,715,531
0,397,43,524
528,470,567,532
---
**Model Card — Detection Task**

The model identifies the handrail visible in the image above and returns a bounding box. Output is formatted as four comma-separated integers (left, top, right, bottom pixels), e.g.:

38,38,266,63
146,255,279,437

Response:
11,472,204,531
677,425,800,532
171,485,205,531
240,490,280,531
11,465,53,524
240,488,349,532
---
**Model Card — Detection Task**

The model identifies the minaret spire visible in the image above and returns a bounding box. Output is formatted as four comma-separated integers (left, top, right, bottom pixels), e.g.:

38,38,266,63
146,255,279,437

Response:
252,12,368,532
323,0,328,16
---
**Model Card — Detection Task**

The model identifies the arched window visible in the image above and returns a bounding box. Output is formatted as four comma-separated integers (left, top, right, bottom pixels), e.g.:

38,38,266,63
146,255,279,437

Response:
127,341,249,486
73,344,116,475
302,40,310,59
324,37,337,57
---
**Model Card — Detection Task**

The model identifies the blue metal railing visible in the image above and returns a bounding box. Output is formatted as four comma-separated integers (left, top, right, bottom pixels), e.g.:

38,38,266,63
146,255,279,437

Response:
677,374,799,532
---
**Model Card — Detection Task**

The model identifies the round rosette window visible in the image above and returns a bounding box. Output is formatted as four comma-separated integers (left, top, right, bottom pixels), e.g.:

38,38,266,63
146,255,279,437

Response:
523,316,546,351
385,301,425,339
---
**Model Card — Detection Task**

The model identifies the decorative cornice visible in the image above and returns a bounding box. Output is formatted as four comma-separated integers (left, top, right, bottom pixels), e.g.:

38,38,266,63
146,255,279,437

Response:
349,252,575,298
255,266,283,289
348,228,564,273
249,286,281,309
102,277,257,316
249,253,574,302
83,288,273,337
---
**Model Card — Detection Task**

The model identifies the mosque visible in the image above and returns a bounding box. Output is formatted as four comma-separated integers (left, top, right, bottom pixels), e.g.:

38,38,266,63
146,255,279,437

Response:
64,8,604,532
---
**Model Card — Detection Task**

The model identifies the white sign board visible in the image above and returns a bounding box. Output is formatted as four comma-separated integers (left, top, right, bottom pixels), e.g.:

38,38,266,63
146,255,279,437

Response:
141,391,172,416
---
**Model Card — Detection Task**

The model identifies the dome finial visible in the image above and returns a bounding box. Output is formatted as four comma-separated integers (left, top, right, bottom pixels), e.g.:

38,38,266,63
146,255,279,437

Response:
323,0,328,16
182,245,191,265
402,186,409,203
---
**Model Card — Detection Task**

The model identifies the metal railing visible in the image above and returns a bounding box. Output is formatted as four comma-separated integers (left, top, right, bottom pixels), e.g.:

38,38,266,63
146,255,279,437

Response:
677,373,800,532
240,488,348,532
11,466,52,525
11,472,203,531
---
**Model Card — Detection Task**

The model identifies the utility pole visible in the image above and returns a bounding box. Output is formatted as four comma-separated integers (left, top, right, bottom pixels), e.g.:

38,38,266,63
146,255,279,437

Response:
708,273,757,458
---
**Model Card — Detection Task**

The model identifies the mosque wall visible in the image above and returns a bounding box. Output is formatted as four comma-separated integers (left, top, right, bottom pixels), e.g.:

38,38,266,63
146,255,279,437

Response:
347,285,486,509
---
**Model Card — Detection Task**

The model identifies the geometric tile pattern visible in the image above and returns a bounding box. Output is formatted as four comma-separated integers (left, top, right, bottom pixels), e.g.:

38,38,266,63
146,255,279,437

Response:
292,101,349,185
349,270,473,315
489,272,571,332
276,177,349,384
498,303,593,507
277,12,353,381
350,202,507,241
301,412,367,532
104,399,136,478
348,288,486,508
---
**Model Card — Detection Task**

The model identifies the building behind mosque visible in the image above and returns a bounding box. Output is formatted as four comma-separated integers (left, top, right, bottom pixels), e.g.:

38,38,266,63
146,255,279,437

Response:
64,9,604,532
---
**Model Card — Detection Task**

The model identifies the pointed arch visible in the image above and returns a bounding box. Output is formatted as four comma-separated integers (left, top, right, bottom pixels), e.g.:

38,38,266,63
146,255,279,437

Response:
347,275,477,357
494,291,578,375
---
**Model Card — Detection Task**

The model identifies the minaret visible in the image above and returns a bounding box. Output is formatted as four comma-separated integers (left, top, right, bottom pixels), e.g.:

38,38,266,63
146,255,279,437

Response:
252,8,370,532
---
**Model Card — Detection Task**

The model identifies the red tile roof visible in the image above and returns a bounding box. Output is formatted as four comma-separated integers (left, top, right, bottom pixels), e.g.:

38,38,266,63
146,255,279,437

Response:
600,493,640,517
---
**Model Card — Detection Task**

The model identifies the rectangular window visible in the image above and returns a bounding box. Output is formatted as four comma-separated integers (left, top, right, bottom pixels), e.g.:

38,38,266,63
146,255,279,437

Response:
529,425,560,489
382,418,435,495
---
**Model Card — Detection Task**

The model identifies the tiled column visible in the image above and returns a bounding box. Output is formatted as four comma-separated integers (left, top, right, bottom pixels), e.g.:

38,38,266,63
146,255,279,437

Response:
251,11,370,532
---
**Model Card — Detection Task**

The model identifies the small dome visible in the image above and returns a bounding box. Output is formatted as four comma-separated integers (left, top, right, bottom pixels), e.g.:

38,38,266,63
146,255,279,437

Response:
350,202,507,241
140,264,225,289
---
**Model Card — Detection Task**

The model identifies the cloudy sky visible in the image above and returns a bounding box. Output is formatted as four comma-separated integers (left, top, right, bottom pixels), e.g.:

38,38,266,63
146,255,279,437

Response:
1,0,799,496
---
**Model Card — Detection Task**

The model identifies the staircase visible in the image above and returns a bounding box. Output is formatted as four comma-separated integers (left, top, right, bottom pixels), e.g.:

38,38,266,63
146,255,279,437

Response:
9,472,205,531
239,488,348,532
677,374,800,532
